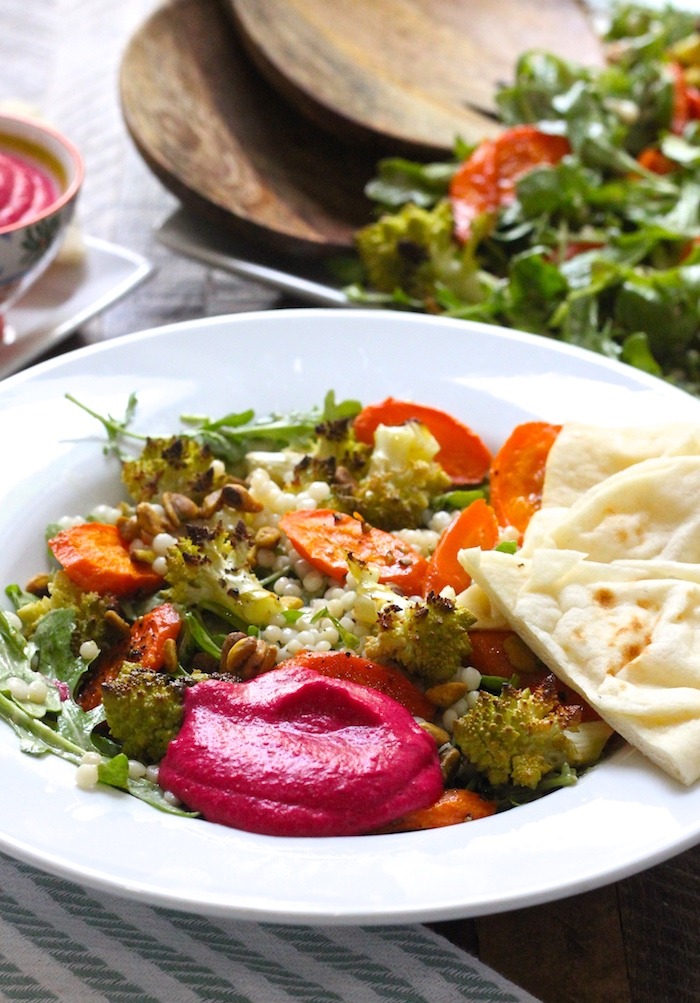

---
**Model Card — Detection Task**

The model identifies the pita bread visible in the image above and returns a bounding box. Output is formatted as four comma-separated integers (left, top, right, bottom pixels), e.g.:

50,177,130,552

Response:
541,422,700,508
522,455,700,562
459,547,700,785
455,436,700,785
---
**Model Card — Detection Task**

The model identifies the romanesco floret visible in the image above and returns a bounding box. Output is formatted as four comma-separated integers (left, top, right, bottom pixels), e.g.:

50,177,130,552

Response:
350,421,451,530
121,435,225,504
14,570,121,651
363,590,476,685
163,521,285,629
452,675,583,789
355,199,483,304
311,415,372,472
291,414,370,504
101,663,187,763
295,419,451,531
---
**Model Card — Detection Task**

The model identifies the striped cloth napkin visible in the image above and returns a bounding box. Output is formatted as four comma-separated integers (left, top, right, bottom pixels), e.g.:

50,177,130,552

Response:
0,852,542,1003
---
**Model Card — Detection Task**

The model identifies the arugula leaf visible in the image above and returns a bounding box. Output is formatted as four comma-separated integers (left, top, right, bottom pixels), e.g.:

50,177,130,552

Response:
67,391,364,472
96,754,198,816
32,608,88,696
364,157,457,209
310,607,360,650
65,392,143,459
0,611,62,719
181,392,362,468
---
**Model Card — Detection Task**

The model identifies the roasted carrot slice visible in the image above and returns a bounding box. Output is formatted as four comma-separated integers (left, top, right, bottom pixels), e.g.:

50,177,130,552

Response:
377,788,497,832
353,397,491,484
424,498,499,595
285,650,435,719
467,629,525,678
488,422,561,534
48,522,163,597
125,602,182,669
279,509,428,595
450,125,570,243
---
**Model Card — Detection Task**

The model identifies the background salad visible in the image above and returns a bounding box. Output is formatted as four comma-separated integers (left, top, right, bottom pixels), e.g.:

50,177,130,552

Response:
349,3,700,395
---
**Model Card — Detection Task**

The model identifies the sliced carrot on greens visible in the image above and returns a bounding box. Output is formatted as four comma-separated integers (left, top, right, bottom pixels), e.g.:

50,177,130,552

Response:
488,422,561,534
353,397,491,484
424,498,499,595
449,125,570,243
48,522,163,597
284,650,435,719
279,509,428,596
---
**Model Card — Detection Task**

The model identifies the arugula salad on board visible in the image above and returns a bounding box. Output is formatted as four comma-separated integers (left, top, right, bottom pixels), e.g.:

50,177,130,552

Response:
348,4,700,395
2,390,698,838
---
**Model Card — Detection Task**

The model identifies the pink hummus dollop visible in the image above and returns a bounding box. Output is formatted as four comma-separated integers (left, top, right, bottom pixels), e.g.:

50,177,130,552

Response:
158,664,444,837
0,150,58,228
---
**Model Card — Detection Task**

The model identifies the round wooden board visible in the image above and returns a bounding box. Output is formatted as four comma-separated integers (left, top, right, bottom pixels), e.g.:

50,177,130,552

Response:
226,0,604,157
119,0,381,256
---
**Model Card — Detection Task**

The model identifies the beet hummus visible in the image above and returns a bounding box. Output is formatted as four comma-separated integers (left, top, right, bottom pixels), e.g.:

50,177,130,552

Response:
0,148,58,228
158,664,444,837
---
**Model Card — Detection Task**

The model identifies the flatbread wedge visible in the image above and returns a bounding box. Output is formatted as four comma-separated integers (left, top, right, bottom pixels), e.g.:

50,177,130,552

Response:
459,547,700,785
521,455,700,561
541,422,700,508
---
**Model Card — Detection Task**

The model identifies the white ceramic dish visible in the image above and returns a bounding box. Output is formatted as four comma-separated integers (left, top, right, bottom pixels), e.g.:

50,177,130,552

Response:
0,236,151,378
1,308,699,925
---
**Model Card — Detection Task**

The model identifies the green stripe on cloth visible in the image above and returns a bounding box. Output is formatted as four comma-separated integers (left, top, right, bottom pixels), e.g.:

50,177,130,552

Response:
0,949,61,1003
0,854,542,1003
0,883,146,1003
371,926,531,1002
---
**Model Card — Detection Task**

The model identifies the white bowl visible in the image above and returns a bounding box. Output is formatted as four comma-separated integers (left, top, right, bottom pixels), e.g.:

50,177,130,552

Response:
0,113,84,313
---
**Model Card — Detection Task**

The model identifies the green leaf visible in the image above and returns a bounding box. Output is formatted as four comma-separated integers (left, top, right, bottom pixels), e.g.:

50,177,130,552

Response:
98,752,130,790
321,390,362,422
433,488,487,510
620,331,663,375
310,607,360,650
365,157,456,209
495,541,518,555
98,754,199,816
32,607,87,695
66,392,143,459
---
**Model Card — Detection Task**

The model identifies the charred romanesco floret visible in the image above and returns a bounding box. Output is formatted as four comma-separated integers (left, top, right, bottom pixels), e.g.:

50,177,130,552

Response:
121,435,226,504
295,418,451,531
292,415,372,510
363,590,476,685
452,676,583,789
349,421,451,530
311,415,372,472
102,663,188,763
355,199,483,304
163,521,285,629
13,570,121,650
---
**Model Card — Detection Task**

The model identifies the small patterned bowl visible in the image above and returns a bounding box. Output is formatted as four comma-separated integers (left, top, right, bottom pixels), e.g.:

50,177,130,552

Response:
0,113,84,313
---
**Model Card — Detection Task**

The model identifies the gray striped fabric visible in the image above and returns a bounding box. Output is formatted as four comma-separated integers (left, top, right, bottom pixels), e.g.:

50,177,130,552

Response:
0,853,542,1003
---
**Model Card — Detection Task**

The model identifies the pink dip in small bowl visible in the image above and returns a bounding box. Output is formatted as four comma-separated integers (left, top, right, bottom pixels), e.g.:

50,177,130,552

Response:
0,113,84,313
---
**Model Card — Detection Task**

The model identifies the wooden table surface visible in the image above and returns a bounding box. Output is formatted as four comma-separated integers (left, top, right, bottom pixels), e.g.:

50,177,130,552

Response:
3,3,700,1001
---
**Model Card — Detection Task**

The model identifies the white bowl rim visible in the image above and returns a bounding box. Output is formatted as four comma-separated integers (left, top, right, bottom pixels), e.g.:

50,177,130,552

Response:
0,112,84,236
